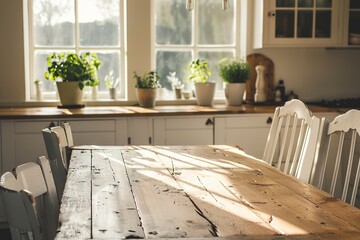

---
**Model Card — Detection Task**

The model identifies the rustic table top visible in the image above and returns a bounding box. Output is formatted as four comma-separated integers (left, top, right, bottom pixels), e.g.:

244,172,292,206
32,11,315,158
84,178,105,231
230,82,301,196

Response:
55,145,360,239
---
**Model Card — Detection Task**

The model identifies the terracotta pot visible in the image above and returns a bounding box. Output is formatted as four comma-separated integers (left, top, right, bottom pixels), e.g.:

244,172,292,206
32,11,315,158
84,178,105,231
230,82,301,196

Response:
194,82,216,106
56,82,83,106
225,83,246,106
136,88,157,107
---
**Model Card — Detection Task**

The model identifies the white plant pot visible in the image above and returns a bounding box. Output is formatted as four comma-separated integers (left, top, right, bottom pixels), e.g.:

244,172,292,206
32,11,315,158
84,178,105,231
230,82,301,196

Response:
194,82,216,106
136,88,157,107
225,83,246,106
109,88,117,100
56,82,83,106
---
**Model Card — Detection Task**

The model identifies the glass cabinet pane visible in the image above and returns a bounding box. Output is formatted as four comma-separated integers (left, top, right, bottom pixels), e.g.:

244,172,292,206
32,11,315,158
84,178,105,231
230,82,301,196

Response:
276,10,295,37
276,0,295,7
315,10,331,37
298,0,314,8
316,0,332,8
297,10,313,38
349,12,360,34
350,0,360,9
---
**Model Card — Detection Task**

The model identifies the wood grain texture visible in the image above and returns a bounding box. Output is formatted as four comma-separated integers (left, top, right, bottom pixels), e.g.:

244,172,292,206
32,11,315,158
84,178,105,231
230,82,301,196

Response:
56,146,360,239
246,53,275,102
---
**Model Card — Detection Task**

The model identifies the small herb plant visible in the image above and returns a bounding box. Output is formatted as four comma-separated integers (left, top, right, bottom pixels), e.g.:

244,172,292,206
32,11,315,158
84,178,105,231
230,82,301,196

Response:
189,58,212,83
167,72,184,89
44,52,102,90
134,70,161,88
104,70,119,89
217,58,250,83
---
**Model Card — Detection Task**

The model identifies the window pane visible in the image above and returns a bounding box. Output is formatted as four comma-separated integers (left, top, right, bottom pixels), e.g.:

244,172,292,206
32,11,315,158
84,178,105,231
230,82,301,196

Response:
78,0,120,46
156,51,192,90
33,0,75,46
198,51,234,90
155,0,192,45
90,51,121,92
198,0,235,45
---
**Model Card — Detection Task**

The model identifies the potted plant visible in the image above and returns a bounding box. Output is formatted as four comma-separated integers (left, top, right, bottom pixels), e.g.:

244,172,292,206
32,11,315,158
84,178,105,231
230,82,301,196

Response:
104,70,119,100
167,71,184,99
189,58,215,106
45,52,101,107
217,58,250,106
134,70,160,107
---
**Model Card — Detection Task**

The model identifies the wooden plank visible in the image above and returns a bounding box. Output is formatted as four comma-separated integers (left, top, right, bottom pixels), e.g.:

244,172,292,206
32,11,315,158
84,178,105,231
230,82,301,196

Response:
91,149,144,239
213,148,360,232
55,150,92,239
121,148,215,238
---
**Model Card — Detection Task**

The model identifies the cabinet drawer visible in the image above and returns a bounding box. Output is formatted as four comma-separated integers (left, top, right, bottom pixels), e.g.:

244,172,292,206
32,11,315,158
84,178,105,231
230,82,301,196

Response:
165,117,213,130
65,120,116,132
15,121,55,133
225,114,273,128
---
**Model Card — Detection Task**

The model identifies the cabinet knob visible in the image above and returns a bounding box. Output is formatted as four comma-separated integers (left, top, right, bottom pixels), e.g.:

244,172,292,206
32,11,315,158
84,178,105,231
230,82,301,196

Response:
268,11,276,17
205,118,214,126
266,117,273,124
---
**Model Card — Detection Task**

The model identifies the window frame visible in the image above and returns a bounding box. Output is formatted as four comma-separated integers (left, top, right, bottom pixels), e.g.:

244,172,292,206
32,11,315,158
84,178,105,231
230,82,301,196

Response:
25,0,127,102
151,0,244,100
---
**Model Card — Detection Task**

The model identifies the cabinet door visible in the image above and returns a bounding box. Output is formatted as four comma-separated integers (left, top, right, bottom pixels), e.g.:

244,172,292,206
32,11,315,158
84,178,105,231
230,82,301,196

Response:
60,119,117,146
128,117,153,145
1,120,57,174
262,0,340,47
153,116,214,145
214,114,273,159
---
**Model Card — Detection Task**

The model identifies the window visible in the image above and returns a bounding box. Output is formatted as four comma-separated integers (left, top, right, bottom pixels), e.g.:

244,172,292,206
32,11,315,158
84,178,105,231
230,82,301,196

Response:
26,0,126,101
153,0,241,99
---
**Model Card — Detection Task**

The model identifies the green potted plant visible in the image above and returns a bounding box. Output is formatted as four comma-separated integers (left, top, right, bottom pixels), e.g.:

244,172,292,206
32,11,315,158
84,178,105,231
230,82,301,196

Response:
217,58,250,106
188,58,215,106
45,52,101,107
133,70,160,107
104,70,119,100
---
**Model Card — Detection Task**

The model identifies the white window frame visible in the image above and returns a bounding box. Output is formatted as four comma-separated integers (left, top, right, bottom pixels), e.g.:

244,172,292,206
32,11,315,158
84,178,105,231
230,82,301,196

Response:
151,0,245,100
24,0,127,102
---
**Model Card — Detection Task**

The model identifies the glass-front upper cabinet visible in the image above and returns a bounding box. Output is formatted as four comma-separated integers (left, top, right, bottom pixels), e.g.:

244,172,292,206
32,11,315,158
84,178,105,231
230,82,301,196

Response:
257,0,340,47
348,0,360,45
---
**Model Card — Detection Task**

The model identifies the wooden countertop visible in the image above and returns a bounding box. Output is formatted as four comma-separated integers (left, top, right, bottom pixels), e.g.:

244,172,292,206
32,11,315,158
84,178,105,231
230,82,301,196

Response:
0,104,340,119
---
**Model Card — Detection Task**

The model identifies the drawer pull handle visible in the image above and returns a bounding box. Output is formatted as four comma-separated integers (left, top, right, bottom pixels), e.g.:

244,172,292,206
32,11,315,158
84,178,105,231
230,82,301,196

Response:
205,118,214,126
266,117,273,124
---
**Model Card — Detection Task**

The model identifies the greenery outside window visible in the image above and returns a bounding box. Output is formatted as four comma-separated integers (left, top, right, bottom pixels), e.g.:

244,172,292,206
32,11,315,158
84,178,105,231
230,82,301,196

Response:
26,0,126,101
153,0,241,99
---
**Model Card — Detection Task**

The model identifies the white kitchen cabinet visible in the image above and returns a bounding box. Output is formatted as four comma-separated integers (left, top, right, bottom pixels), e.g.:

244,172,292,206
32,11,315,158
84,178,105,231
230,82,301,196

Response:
214,114,274,159
127,117,153,145
254,0,341,48
59,119,120,146
153,116,214,145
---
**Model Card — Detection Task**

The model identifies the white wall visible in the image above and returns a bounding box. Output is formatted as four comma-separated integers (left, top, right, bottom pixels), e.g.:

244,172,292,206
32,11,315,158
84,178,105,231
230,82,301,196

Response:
0,0,359,105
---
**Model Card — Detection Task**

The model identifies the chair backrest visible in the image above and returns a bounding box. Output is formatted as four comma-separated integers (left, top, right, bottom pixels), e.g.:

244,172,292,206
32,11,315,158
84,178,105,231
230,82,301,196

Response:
313,109,360,207
62,121,74,147
263,99,323,183
51,125,69,169
0,172,43,240
15,160,59,240
42,128,67,200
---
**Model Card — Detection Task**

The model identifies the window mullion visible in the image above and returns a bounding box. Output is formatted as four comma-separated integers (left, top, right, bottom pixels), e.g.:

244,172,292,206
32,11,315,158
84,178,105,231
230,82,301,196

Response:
74,0,80,53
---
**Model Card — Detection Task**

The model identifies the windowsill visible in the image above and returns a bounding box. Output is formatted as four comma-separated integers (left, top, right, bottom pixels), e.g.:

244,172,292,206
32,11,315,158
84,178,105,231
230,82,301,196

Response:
0,99,227,108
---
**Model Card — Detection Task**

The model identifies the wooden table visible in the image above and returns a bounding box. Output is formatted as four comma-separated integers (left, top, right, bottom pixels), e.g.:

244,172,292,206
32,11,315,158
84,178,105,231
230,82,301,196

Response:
55,145,360,239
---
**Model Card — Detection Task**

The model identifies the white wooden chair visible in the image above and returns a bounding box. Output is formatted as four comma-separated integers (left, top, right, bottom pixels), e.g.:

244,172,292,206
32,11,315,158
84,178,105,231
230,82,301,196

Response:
0,172,42,240
263,99,323,183
62,121,74,148
15,159,59,240
312,109,360,207
42,128,67,200
51,125,70,169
